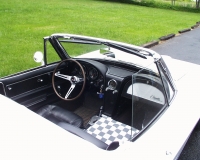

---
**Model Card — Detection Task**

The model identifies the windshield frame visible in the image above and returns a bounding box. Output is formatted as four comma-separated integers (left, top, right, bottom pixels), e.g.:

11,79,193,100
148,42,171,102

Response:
155,58,177,105
47,34,161,70
50,34,158,58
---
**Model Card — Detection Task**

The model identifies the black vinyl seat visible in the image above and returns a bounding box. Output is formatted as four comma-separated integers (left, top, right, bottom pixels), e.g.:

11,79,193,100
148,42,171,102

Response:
36,105,83,128
58,122,119,150
36,105,119,150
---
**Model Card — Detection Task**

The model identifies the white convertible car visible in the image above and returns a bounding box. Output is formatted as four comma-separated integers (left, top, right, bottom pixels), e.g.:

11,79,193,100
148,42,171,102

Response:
0,34,199,160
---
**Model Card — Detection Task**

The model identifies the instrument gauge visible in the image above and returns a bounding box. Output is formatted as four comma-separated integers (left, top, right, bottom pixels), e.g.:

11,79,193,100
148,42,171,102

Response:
108,79,117,90
79,65,87,76
89,67,98,80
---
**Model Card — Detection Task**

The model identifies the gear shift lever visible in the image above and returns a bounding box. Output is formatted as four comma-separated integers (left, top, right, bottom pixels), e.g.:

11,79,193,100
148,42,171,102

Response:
88,106,104,126
98,106,103,117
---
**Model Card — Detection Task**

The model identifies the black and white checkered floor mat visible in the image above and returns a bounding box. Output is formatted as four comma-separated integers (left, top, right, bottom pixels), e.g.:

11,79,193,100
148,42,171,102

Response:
86,115,139,145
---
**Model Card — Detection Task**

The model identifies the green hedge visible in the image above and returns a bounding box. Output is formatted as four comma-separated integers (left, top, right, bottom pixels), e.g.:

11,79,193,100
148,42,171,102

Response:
99,0,200,12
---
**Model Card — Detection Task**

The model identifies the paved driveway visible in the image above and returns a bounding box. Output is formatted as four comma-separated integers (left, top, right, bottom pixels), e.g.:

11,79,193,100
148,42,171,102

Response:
152,27,200,65
152,27,200,160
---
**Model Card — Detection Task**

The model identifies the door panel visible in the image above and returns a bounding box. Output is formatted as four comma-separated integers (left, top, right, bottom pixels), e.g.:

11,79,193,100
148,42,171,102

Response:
6,73,50,97
0,64,61,110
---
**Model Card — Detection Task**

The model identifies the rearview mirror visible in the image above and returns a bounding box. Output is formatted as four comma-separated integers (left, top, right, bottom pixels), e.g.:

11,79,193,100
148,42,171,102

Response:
100,48,110,54
33,51,44,66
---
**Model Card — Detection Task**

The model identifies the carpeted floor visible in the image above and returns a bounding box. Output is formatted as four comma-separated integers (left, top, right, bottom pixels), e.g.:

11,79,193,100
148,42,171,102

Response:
74,106,98,126
74,90,103,126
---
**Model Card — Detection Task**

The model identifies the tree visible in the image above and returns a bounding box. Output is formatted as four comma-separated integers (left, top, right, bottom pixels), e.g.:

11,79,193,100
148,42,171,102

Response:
196,0,200,8
171,0,175,6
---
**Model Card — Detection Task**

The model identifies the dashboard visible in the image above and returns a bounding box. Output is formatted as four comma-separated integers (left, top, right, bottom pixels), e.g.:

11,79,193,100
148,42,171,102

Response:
71,60,106,88
69,59,164,107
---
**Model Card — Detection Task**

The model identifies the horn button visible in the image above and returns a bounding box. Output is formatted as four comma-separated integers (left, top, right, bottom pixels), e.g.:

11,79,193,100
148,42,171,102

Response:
71,76,77,83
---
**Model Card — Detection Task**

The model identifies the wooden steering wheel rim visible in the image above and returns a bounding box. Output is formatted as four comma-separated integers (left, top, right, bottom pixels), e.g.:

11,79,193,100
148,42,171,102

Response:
52,59,86,101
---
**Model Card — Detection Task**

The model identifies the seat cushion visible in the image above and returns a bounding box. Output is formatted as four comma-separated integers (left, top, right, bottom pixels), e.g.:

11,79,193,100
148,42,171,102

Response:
58,122,108,150
58,122,119,150
36,105,83,128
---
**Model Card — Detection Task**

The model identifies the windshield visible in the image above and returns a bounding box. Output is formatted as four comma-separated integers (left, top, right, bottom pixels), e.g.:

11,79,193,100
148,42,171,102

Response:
59,39,157,70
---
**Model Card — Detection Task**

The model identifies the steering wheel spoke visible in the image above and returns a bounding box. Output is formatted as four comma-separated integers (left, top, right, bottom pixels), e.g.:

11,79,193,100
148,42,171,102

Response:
55,72,71,81
78,77,84,82
65,84,76,99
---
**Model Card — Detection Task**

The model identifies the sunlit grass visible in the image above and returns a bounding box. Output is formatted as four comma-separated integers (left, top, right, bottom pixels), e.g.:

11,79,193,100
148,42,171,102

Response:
0,0,199,77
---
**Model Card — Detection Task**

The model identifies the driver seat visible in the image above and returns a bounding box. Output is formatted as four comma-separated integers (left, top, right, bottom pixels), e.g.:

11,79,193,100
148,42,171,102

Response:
36,105,83,128
36,105,119,150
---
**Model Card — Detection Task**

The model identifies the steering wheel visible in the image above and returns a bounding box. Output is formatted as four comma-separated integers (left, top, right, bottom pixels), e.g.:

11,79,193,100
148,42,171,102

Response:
52,59,86,101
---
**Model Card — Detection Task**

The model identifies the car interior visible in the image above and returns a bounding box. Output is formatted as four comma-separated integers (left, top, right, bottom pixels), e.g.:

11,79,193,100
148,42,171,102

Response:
0,36,167,150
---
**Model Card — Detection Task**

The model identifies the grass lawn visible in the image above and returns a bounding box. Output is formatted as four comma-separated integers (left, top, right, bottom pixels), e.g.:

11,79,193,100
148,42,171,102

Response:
0,0,199,77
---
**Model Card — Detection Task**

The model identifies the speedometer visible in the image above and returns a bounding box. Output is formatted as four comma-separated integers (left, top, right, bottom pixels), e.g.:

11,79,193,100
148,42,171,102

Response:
78,65,87,76
88,67,98,80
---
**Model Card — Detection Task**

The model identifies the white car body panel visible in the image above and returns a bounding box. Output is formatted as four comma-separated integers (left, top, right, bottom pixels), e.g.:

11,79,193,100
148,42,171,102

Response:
0,95,110,160
118,56,200,159
77,48,158,72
